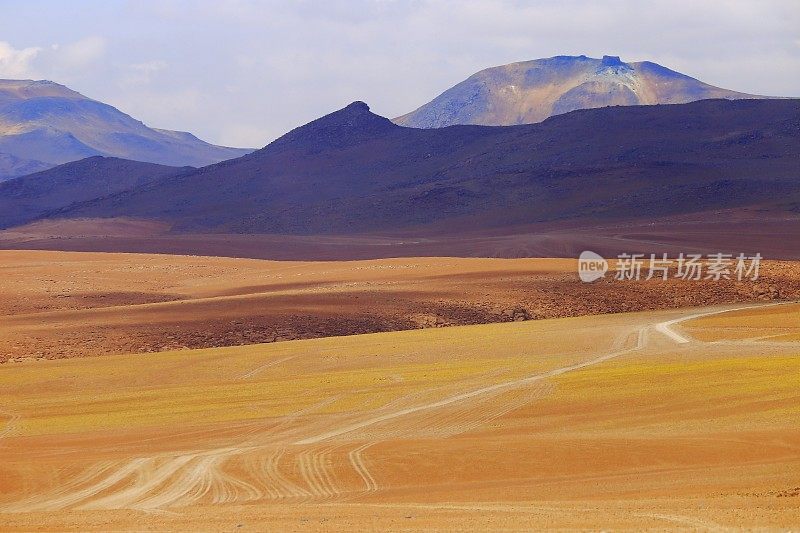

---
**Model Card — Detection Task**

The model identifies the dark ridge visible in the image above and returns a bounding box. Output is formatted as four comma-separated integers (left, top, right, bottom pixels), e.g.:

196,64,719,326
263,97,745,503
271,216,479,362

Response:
601,55,624,67
19,98,800,236
0,156,188,228
265,100,398,152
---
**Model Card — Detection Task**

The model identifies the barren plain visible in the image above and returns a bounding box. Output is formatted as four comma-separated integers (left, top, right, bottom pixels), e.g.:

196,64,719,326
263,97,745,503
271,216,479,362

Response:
0,251,798,530
1,250,799,362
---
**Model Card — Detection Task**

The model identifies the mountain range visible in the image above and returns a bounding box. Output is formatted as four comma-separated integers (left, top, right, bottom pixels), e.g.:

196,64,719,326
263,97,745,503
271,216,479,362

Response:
0,79,251,180
0,56,781,182
394,55,775,128
12,98,796,236
0,55,797,259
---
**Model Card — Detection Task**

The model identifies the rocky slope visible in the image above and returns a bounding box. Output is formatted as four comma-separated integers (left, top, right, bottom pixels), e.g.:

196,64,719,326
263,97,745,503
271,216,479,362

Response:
394,55,774,128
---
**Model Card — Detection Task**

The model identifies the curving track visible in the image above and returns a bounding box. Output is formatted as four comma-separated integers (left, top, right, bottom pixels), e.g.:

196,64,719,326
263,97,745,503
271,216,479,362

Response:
2,301,797,515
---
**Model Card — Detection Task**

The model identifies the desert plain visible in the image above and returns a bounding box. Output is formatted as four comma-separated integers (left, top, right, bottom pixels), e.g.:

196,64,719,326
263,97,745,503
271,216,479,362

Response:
0,250,799,531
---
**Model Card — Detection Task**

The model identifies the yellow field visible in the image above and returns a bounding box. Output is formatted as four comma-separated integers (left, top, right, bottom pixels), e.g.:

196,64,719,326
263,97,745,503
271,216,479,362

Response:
1,302,799,530
684,303,800,342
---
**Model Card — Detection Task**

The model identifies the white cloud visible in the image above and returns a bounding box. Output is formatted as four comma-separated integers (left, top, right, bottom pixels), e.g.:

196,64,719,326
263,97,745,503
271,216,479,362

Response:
122,60,168,86
0,41,42,78
0,37,106,81
58,36,106,69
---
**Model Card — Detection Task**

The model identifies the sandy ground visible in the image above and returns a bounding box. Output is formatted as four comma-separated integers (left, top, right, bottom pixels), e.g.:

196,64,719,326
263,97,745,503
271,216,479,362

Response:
2,250,799,362
0,302,798,530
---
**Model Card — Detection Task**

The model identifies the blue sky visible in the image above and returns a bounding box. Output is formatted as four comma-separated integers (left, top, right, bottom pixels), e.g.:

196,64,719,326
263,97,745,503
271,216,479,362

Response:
1,0,798,147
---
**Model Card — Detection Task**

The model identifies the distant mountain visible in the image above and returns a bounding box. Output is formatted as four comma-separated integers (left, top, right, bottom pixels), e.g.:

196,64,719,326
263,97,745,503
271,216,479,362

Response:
0,152,51,181
41,98,800,235
0,156,187,228
394,55,777,128
0,79,251,179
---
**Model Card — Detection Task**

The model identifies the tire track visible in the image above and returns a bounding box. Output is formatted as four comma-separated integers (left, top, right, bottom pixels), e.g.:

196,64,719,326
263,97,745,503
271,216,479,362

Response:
10,304,779,513
297,449,332,498
0,409,21,440
9,458,149,512
636,512,727,530
317,447,340,498
238,355,299,380
77,455,197,510
204,459,262,505
348,443,378,493
295,327,648,445
256,447,310,500
654,301,797,344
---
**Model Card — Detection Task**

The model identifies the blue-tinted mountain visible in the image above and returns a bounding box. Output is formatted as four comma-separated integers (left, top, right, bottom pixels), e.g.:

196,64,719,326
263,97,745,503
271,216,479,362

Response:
0,79,251,179
394,55,780,128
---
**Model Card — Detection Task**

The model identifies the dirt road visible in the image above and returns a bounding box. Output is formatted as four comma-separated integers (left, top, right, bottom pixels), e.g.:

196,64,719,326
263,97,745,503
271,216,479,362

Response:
1,301,798,529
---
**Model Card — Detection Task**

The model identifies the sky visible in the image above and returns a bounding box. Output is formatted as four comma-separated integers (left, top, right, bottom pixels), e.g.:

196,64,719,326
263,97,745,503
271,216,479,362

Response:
0,0,798,148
